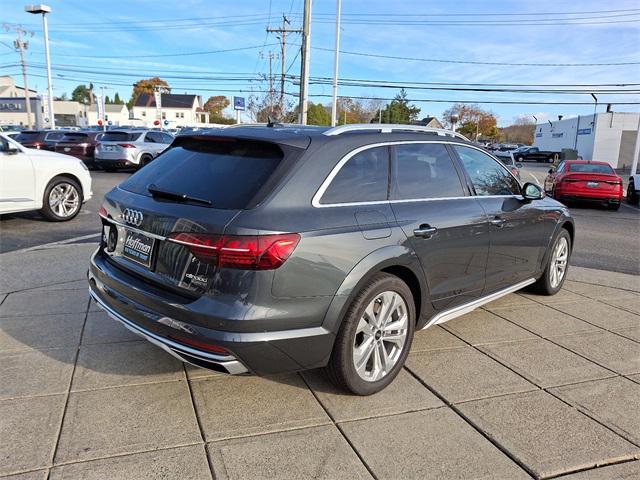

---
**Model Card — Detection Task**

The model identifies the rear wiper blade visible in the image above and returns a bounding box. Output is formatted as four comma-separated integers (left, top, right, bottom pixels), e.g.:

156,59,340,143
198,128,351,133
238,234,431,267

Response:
147,184,212,207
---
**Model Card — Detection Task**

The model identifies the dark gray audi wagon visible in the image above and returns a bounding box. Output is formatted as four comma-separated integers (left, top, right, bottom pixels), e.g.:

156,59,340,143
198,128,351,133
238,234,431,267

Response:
89,124,574,394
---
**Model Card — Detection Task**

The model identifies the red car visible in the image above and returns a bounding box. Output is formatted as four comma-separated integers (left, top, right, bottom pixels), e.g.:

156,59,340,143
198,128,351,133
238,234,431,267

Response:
54,131,104,168
544,160,623,210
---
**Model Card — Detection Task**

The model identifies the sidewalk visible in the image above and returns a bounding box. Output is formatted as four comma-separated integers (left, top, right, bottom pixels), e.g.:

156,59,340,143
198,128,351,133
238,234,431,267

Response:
1,243,639,479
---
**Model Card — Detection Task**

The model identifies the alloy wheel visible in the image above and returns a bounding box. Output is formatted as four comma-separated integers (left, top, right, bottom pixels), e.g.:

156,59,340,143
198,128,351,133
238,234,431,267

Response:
48,182,80,218
549,236,569,288
353,291,408,382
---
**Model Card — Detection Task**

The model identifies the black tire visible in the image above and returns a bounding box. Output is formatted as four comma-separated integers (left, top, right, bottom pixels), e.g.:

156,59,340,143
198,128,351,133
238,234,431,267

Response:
517,156,524,163
103,167,117,173
325,273,416,395
628,182,639,205
608,203,620,211
530,229,571,296
139,154,153,168
39,176,83,222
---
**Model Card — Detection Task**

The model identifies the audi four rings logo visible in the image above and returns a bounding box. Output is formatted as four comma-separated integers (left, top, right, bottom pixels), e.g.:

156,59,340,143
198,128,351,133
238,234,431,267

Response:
123,208,144,227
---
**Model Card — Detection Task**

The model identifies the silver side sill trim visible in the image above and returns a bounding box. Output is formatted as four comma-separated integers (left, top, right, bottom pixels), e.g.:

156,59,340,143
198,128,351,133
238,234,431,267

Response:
89,287,248,375
422,278,536,330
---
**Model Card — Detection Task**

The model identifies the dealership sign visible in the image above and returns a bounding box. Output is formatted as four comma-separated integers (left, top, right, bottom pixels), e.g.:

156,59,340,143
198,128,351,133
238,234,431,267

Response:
552,133,564,138
0,101,23,111
233,96,245,111
577,128,592,135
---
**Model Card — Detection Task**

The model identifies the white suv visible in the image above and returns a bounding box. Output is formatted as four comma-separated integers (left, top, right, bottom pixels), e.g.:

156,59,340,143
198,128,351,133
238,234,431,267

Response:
95,129,174,172
0,133,92,221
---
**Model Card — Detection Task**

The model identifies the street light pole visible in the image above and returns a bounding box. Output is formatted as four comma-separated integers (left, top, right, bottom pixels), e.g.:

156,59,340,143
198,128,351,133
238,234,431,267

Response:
330,0,342,127
25,4,54,129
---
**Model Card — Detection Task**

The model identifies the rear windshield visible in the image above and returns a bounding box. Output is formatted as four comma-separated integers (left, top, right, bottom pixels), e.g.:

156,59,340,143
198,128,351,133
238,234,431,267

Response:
120,137,284,209
14,132,40,142
61,133,89,141
101,132,141,142
568,163,614,174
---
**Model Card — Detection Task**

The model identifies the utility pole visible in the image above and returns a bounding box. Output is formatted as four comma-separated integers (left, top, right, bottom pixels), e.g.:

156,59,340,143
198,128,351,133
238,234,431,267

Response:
299,0,312,124
260,51,277,114
267,15,301,116
13,28,33,129
330,0,342,126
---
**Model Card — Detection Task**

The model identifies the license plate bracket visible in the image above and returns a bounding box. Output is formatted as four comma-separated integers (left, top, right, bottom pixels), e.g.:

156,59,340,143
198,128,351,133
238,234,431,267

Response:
122,230,155,267
587,181,599,188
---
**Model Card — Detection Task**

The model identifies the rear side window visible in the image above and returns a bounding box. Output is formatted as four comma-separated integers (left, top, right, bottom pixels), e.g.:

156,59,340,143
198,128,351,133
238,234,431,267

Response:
453,145,520,196
120,137,284,210
392,143,465,200
101,132,141,142
320,146,389,205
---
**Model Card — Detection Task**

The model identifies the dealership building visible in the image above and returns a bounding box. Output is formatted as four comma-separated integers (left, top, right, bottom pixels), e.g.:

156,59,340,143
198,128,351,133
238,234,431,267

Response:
533,111,639,169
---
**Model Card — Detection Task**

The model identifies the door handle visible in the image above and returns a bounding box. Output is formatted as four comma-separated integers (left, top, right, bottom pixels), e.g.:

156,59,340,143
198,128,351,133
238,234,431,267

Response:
490,217,506,228
413,225,438,238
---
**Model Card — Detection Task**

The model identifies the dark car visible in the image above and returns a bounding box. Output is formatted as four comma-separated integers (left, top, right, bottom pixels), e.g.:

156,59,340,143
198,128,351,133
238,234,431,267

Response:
513,146,559,163
13,130,65,151
89,124,575,395
54,131,104,168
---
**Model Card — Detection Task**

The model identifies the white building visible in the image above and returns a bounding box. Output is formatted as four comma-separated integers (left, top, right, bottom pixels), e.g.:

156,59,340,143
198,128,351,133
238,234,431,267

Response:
85,103,130,127
0,75,42,128
131,93,208,127
533,112,640,169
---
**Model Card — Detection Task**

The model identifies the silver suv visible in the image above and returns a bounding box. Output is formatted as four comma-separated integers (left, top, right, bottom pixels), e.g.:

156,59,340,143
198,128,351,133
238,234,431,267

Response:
95,129,173,172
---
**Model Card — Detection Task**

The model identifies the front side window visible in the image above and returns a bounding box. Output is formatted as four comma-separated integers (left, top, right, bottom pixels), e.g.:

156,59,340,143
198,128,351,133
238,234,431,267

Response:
392,143,465,200
453,145,520,196
320,146,389,205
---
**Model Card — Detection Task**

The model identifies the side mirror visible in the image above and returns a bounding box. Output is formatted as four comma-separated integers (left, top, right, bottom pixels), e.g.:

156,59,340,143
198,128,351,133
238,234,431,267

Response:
522,182,544,200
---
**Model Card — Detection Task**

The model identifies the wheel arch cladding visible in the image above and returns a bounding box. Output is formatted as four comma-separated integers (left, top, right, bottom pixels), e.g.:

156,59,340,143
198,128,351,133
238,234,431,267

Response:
380,265,422,324
561,220,574,246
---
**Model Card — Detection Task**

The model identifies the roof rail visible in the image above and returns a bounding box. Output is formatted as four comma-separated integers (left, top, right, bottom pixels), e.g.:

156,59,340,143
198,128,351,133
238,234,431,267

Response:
322,123,469,141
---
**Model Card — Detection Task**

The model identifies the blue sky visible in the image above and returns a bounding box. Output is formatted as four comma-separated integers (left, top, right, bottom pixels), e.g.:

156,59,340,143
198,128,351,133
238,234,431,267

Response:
1,0,639,126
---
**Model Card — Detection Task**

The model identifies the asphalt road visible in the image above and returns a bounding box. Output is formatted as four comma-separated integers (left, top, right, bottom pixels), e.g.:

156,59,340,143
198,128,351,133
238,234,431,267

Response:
1,165,638,275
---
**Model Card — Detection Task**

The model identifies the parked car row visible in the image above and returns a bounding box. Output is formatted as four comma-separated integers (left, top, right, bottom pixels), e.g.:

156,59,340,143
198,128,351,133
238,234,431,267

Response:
11,128,174,171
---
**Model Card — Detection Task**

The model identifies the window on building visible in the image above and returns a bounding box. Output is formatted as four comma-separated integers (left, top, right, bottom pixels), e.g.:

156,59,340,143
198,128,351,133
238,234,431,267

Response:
161,112,166,120
141,111,146,117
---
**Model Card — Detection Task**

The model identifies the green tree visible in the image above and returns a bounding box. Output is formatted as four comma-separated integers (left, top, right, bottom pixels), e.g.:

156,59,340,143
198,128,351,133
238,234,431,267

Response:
104,95,111,104
307,102,331,125
204,96,230,116
380,89,420,124
71,84,91,104
113,92,124,105
441,103,498,140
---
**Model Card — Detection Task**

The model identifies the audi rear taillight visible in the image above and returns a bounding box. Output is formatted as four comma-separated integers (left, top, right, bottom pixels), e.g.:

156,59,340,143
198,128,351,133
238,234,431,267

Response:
168,232,300,270
118,143,136,148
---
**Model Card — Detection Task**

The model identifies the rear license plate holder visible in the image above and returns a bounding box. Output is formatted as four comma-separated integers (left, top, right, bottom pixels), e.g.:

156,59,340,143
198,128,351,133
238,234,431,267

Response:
122,230,155,267
586,181,599,188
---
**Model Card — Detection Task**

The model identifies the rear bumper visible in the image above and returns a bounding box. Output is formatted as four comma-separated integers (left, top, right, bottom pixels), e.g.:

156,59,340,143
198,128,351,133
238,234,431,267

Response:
96,158,137,168
88,250,336,375
556,186,622,203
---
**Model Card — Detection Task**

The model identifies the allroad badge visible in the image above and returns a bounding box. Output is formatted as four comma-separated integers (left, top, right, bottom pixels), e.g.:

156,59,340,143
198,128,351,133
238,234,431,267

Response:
123,208,144,227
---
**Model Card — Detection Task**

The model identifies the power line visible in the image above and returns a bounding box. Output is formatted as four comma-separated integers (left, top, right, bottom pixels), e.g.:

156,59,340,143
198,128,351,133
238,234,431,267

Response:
305,93,640,105
32,43,279,59
309,45,640,66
